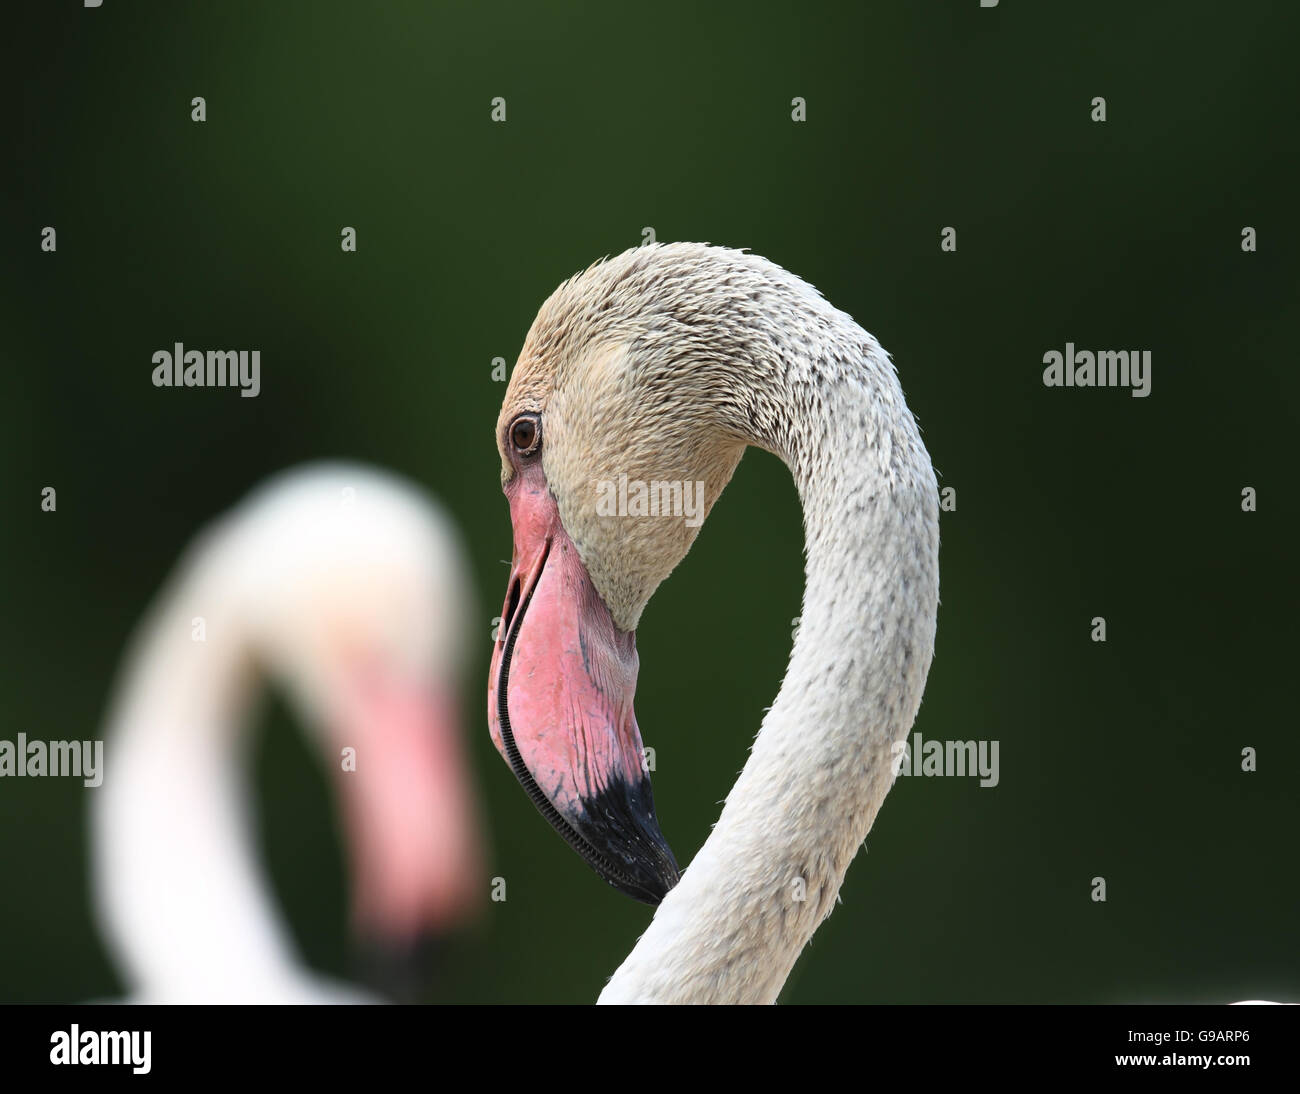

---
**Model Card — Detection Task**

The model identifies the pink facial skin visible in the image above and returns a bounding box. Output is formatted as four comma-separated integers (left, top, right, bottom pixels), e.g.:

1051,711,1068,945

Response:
488,458,678,904
489,464,645,810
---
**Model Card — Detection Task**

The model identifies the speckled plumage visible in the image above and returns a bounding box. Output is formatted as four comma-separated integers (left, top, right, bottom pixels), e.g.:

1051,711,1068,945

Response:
498,243,940,1003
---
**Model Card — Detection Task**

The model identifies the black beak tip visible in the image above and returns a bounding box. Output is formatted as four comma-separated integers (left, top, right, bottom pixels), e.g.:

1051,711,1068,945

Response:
601,835,680,905
353,931,449,1003
613,861,680,906
578,776,681,906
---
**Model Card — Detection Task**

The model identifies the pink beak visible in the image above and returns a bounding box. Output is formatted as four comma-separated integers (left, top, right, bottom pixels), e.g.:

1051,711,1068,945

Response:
332,671,484,943
488,461,679,904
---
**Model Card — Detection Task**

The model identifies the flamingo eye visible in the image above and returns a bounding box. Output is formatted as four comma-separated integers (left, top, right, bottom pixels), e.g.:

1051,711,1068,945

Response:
510,414,541,457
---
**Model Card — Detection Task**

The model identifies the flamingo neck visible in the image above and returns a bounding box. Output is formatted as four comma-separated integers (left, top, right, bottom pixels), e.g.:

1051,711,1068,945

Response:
600,327,940,1003
92,553,309,1002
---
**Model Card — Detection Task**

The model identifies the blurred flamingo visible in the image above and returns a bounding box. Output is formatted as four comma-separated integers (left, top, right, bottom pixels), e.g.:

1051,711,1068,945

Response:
91,463,484,1002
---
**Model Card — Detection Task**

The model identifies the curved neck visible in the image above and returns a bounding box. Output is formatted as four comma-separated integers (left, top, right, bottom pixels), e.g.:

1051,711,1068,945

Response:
600,329,940,1003
92,559,304,1001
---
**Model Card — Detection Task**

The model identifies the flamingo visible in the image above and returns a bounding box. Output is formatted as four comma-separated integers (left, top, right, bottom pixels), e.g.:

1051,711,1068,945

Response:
92,463,484,1002
487,243,940,1003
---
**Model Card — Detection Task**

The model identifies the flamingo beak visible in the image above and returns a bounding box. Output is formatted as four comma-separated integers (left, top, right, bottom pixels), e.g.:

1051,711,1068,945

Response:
488,464,680,905
331,673,484,963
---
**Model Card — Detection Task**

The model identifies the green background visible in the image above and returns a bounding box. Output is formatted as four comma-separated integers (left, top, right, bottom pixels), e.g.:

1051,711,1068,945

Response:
2,1,1296,1003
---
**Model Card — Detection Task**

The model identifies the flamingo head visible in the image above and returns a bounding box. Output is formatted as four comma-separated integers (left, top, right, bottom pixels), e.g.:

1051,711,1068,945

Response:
489,246,772,905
